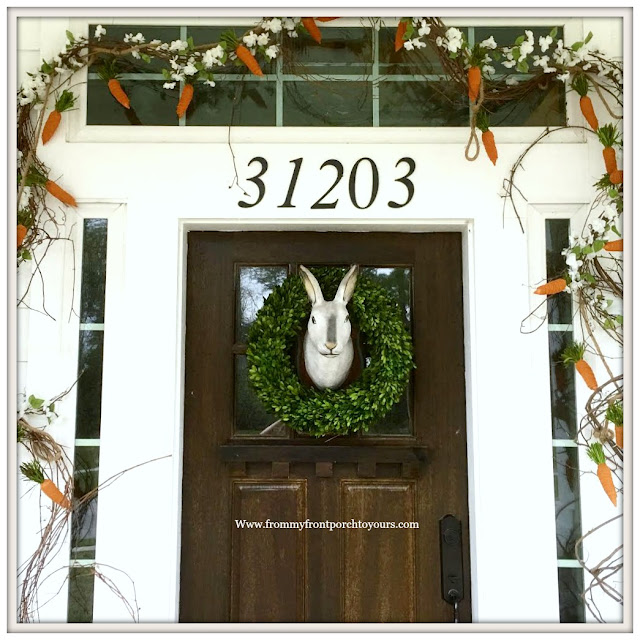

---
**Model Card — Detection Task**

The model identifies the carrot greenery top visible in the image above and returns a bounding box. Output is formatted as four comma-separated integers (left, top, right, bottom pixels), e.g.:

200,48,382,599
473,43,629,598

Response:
605,401,623,426
597,123,621,148
561,341,587,365
20,459,46,484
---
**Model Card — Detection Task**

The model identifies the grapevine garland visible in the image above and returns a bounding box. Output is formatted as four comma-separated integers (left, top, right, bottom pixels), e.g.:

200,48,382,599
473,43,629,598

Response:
246,267,414,436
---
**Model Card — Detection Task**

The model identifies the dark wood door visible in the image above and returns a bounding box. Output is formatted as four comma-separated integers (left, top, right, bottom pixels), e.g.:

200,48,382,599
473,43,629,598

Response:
180,232,470,623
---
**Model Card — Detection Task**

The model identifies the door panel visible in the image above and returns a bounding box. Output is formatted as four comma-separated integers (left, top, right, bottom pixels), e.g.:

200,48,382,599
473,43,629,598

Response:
180,232,470,623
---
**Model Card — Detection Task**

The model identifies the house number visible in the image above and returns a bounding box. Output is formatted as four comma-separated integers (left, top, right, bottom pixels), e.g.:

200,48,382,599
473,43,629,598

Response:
238,157,416,209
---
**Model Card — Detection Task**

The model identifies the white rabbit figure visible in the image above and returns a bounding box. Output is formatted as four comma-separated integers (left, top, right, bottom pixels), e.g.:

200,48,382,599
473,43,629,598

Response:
299,265,359,390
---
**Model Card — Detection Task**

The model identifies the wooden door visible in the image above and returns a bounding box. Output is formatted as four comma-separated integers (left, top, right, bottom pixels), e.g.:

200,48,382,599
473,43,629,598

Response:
180,232,470,623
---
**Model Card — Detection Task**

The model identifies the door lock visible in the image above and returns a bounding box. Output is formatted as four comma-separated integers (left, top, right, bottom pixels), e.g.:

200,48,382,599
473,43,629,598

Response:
439,514,464,621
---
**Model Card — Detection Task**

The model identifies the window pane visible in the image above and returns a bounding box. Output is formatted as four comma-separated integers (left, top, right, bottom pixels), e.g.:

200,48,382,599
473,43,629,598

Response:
236,266,288,343
488,83,566,127
558,568,586,622
553,447,582,558
545,219,572,325
284,81,372,126
284,26,373,75
87,79,179,126
80,219,108,324
75,331,104,439
235,355,278,434
379,80,468,127
187,81,276,126
70,447,100,560
67,566,95,623
548,331,577,439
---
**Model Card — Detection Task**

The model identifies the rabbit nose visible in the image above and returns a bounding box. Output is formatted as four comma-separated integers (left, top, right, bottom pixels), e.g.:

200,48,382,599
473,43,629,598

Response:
325,342,337,351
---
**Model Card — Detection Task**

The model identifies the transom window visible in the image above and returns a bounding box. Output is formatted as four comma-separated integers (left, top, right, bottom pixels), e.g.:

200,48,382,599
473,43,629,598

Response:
87,24,565,127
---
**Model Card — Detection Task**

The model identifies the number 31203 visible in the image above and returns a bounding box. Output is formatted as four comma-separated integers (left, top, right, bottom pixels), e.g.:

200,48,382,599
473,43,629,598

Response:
238,157,416,209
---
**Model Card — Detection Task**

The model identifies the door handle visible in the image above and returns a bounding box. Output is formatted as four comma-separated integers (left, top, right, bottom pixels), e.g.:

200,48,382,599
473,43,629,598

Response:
439,514,464,617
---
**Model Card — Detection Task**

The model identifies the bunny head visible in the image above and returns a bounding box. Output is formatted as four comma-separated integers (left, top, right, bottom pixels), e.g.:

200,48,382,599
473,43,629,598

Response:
299,265,358,390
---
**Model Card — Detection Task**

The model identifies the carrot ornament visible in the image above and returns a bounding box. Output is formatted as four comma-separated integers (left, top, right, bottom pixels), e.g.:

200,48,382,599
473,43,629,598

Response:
610,170,623,185
26,169,77,207
572,75,598,131
176,82,194,118
597,124,620,176
603,239,623,252
395,19,408,52
534,277,567,296
20,460,71,510
605,402,623,449
468,66,481,103
235,44,263,76
42,90,75,144
476,110,497,165
562,342,598,391
17,224,28,249
98,60,131,109
586,443,617,506
302,17,322,43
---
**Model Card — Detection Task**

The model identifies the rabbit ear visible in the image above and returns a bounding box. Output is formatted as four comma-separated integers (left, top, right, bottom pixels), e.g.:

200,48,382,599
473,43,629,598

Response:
335,264,359,303
299,266,324,304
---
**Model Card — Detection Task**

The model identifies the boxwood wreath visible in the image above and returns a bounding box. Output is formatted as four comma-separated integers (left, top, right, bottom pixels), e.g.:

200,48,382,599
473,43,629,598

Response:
246,266,415,436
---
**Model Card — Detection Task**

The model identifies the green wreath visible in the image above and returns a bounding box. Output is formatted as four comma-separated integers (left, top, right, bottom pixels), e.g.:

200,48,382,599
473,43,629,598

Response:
246,266,415,436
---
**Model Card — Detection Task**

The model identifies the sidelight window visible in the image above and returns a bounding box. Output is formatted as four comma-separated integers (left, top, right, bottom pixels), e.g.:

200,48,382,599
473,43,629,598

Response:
86,23,565,128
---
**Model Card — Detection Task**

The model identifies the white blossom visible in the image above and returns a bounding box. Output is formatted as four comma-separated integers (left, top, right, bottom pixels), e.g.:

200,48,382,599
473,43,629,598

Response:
418,20,431,37
591,218,606,234
266,17,283,33
257,32,270,47
203,79,216,87
19,186,31,209
539,35,553,52
533,55,549,68
480,36,497,50
94,24,106,40
131,49,141,59
131,32,145,44
502,59,516,69
505,76,519,85
444,27,463,52
170,72,185,82
482,64,495,75
411,37,426,49
403,40,414,51
169,39,188,52
265,44,279,59
556,71,571,82
435,36,443,47
163,82,176,89
243,31,258,48
124,33,134,43
565,252,583,271
282,18,296,32
202,45,225,68
183,62,198,76
149,39,161,46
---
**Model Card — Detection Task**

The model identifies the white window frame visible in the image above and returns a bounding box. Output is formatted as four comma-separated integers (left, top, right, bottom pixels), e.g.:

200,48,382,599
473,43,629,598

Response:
59,16,586,145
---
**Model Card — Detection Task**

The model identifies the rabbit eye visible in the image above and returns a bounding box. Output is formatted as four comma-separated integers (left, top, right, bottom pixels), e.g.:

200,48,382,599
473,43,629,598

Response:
311,316,316,324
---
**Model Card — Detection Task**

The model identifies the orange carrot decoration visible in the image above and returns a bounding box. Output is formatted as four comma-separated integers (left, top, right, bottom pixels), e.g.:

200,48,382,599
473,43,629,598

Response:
302,17,322,43
468,66,481,103
610,170,623,184
236,45,264,76
562,342,598,391
108,79,130,109
587,443,617,506
603,239,623,252
598,124,620,175
42,90,75,144
316,17,339,22
20,460,71,510
395,19,408,52
572,75,598,131
605,402,623,449
176,83,194,118
45,180,77,207
534,277,567,296
476,111,497,165
17,224,28,248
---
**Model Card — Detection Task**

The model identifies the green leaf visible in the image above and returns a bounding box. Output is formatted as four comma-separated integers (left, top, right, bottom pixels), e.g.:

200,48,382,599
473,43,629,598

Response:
48,402,56,413
611,225,620,236
608,189,619,199
516,59,529,73
21,250,32,261
550,27,558,39
581,244,594,254
28,395,44,409
593,239,605,252
187,36,194,49
40,60,53,74
162,68,171,79
615,315,623,325
571,40,584,51
515,35,525,45
604,318,615,330
66,30,75,43
140,53,151,63
582,273,596,284
584,31,593,44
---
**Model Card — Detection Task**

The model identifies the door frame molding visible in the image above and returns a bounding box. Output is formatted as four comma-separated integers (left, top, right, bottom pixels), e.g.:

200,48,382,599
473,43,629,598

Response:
171,218,480,621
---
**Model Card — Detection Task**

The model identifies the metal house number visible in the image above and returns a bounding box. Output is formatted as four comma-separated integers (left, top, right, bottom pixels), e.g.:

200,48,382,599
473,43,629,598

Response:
238,156,416,210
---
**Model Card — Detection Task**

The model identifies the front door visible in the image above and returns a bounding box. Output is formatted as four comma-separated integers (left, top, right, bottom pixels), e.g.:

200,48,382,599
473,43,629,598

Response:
180,231,471,622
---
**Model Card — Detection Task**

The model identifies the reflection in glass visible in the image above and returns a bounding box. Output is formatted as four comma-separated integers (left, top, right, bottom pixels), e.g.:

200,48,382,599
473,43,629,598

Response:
75,331,105,439
380,80,468,127
80,219,108,324
284,81,372,126
545,219,572,325
553,447,582,558
67,566,95,623
235,355,279,433
558,568,586,622
548,331,577,439
70,447,100,560
236,266,288,343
